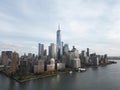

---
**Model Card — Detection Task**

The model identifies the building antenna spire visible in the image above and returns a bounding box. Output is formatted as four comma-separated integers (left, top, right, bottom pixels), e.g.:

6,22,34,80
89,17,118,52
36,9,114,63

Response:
58,24,60,30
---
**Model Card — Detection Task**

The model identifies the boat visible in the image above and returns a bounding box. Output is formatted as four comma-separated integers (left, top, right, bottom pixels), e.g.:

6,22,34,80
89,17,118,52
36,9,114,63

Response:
75,67,86,72
80,68,86,72
69,71,73,74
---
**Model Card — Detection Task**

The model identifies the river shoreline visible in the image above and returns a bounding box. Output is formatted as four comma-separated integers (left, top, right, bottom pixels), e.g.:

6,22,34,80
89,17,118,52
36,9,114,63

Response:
0,69,71,83
0,61,117,83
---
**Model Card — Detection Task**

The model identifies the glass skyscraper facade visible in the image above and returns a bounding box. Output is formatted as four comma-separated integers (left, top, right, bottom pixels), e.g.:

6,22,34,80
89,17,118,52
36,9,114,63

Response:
38,43,44,59
57,30,61,49
56,26,62,60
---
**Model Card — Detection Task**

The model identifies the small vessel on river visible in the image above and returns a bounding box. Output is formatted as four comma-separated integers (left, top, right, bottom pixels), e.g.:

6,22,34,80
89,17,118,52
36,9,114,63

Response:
69,71,73,74
75,67,86,72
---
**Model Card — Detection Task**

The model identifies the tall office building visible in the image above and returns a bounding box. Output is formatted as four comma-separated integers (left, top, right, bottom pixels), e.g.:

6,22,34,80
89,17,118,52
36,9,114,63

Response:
80,50,86,64
63,44,69,55
56,25,62,60
38,43,44,59
86,48,89,56
49,43,57,60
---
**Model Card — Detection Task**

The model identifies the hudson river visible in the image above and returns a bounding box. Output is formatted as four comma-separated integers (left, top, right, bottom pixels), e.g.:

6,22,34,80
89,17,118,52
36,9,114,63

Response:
0,60,120,90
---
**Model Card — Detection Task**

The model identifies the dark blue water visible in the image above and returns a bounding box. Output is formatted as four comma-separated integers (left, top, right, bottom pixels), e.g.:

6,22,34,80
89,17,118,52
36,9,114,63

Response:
0,60,120,90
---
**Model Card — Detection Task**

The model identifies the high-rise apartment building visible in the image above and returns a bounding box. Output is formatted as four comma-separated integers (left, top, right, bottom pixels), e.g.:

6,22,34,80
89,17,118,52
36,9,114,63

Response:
11,52,18,72
47,58,55,71
6,51,13,59
34,60,44,73
1,51,8,65
1,51,13,66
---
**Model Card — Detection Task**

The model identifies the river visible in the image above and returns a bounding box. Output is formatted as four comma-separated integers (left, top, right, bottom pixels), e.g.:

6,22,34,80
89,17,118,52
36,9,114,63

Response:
0,60,120,90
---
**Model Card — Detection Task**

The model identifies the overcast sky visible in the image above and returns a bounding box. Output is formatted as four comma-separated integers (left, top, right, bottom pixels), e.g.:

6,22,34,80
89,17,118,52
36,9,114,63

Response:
0,0,120,56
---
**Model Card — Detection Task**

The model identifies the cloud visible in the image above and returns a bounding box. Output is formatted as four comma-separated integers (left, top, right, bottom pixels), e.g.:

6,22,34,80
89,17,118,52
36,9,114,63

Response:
107,21,120,40
0,41,37,56
0,12,17,21
56,0,108,20
106,3,120,41
0,0,120,56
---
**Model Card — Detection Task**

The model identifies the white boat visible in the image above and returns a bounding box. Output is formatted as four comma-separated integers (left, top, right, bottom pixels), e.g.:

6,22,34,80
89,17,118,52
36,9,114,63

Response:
76,67,86,72
80,68,86,72
69,71,73,74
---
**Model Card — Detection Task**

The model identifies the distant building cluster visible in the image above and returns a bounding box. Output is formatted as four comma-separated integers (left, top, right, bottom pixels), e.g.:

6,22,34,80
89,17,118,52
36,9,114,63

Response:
80,48,108,66
0,26,108,74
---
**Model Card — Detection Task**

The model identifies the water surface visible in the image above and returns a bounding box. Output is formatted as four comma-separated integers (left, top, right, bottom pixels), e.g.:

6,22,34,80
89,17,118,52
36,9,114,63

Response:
0,60,120,90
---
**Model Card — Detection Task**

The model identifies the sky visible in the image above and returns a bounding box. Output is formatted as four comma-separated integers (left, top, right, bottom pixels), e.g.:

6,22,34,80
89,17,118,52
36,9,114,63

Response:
0,0,120,56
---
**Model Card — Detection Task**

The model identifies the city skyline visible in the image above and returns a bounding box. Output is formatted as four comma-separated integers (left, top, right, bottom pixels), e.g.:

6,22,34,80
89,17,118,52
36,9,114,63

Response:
0,0,120,56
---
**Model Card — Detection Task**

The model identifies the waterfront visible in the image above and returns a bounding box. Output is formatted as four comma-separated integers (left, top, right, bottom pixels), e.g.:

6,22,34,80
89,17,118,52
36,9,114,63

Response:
0,60,120,90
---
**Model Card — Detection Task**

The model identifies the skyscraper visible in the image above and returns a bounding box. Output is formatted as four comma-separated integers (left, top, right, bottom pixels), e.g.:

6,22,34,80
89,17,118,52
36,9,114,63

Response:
38,43,44,59
56,25,62,60
63,44,69,55
49,43,57,60
86,48,89,56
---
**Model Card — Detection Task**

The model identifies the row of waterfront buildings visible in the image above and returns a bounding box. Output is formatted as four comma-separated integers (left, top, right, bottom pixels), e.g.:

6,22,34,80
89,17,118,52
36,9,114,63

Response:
0,27,108,74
